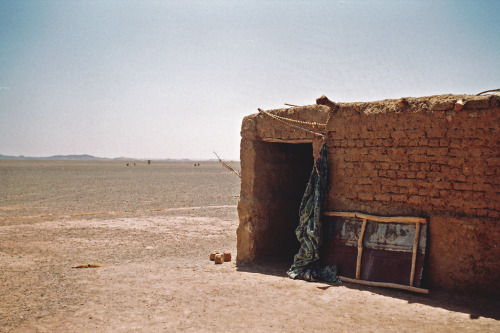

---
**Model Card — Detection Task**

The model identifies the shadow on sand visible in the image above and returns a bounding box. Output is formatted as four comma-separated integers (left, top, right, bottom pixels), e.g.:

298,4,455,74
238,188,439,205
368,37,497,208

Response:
236,258,500,321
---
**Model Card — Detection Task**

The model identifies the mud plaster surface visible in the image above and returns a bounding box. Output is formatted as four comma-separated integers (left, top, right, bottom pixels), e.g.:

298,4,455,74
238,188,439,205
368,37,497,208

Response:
1,161,499,332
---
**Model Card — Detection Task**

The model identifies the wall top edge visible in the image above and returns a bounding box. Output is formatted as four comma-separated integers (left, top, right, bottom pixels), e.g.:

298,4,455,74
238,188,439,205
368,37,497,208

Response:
246,93,499,120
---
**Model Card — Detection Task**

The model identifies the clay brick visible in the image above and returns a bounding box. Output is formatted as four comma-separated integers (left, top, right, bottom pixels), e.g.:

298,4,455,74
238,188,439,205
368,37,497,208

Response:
362,139,373,147
383,139,395,147
210,251,219,261
418,137,429,146
453,182,472,191
447,129,466,138
372,155,392,163
431,100,454,111
214,253,224,264
396,179,414,187
364,163,376,171
420,163,430,171
414,180,434,189
374,193,392,201
389,147,406,156
368,147,387,155
487,157,500,166
397,171,416,178
427,148,448,156
358,192,373,201
488,210,500,218
428,139,441,147
407,187,419,195
408,164,421,172
363,169,378,178
439,190,449,197
380,163,391,170
352,184,372,193
378,170,388,177
430,164,441,172
462,207,477,216
439,138,451,147
330,139,342,147
464,199,488,209
363,131,378,139
407,130,424,140
380,185,397,194
473,183,495,192
394,138,411,147
391,131,407,140
379,178,397,186
426,188,440,197
476,209,489,217
344,191,357,199
450,173,467,182
428,197,445,209
391,194,407,202
466,98,491,109
448,138,462,148
426,129,443,138
357,177,372,185
387,170,397,178
415,171,426,179
433,181,452,190
446,158,466,167
408,195,425,205
377,131,392,139
393,155,410,164
409,155,431,163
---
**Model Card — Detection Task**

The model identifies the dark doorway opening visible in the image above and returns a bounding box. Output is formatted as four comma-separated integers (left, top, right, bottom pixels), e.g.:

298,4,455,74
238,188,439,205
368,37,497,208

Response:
250,141,314,261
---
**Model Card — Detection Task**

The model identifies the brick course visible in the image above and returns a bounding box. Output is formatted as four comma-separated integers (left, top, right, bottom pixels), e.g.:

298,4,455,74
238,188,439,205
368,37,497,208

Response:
327,102,500,220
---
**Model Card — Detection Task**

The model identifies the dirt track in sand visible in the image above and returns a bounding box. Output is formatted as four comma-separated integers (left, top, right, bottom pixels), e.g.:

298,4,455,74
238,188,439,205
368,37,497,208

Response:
0,160,499,332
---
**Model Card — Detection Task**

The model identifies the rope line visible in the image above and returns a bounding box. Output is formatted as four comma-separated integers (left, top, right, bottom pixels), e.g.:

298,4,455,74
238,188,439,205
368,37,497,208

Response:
257,108,325,137
258,108,327,127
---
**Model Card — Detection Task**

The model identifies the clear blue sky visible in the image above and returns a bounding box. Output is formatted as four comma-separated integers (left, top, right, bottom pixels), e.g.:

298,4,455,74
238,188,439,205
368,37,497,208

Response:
1,0,498,160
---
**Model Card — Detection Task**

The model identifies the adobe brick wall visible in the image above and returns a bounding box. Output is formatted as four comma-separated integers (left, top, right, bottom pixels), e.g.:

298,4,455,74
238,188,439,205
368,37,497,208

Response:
238,94,500,296
325,94,499,295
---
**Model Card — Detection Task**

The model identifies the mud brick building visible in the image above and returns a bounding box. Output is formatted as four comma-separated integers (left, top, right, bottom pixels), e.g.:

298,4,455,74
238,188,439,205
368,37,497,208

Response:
237,93,499,296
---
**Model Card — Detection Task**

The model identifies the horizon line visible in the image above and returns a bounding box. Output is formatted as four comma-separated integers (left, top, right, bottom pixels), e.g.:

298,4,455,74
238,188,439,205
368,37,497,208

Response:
0,153,240,162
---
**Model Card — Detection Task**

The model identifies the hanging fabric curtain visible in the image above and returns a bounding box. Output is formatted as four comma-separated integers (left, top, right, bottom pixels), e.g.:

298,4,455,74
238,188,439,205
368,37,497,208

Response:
287,144,338,282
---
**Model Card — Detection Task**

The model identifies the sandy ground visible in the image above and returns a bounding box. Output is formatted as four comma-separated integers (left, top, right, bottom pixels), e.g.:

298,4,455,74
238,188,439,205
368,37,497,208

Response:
1,160,499,332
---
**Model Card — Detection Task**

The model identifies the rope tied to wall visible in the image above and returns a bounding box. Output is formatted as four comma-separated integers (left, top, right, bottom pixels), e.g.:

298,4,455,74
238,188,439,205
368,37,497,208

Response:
257,108,325,137
257,95,339,138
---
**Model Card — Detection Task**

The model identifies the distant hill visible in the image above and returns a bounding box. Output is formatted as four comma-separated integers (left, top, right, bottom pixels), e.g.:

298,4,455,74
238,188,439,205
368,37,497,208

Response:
0,154,136,161
0,154,219,162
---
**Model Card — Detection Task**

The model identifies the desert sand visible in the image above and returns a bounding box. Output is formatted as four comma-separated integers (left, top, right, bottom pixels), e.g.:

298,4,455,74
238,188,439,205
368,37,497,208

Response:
0,160,498,332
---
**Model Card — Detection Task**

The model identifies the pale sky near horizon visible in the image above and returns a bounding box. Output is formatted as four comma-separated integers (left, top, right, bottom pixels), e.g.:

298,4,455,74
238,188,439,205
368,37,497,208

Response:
1,1,499,160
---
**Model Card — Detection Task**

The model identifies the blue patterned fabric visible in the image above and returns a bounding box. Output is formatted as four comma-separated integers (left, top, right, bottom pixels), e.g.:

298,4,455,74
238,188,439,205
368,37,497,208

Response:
287,144,339,282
